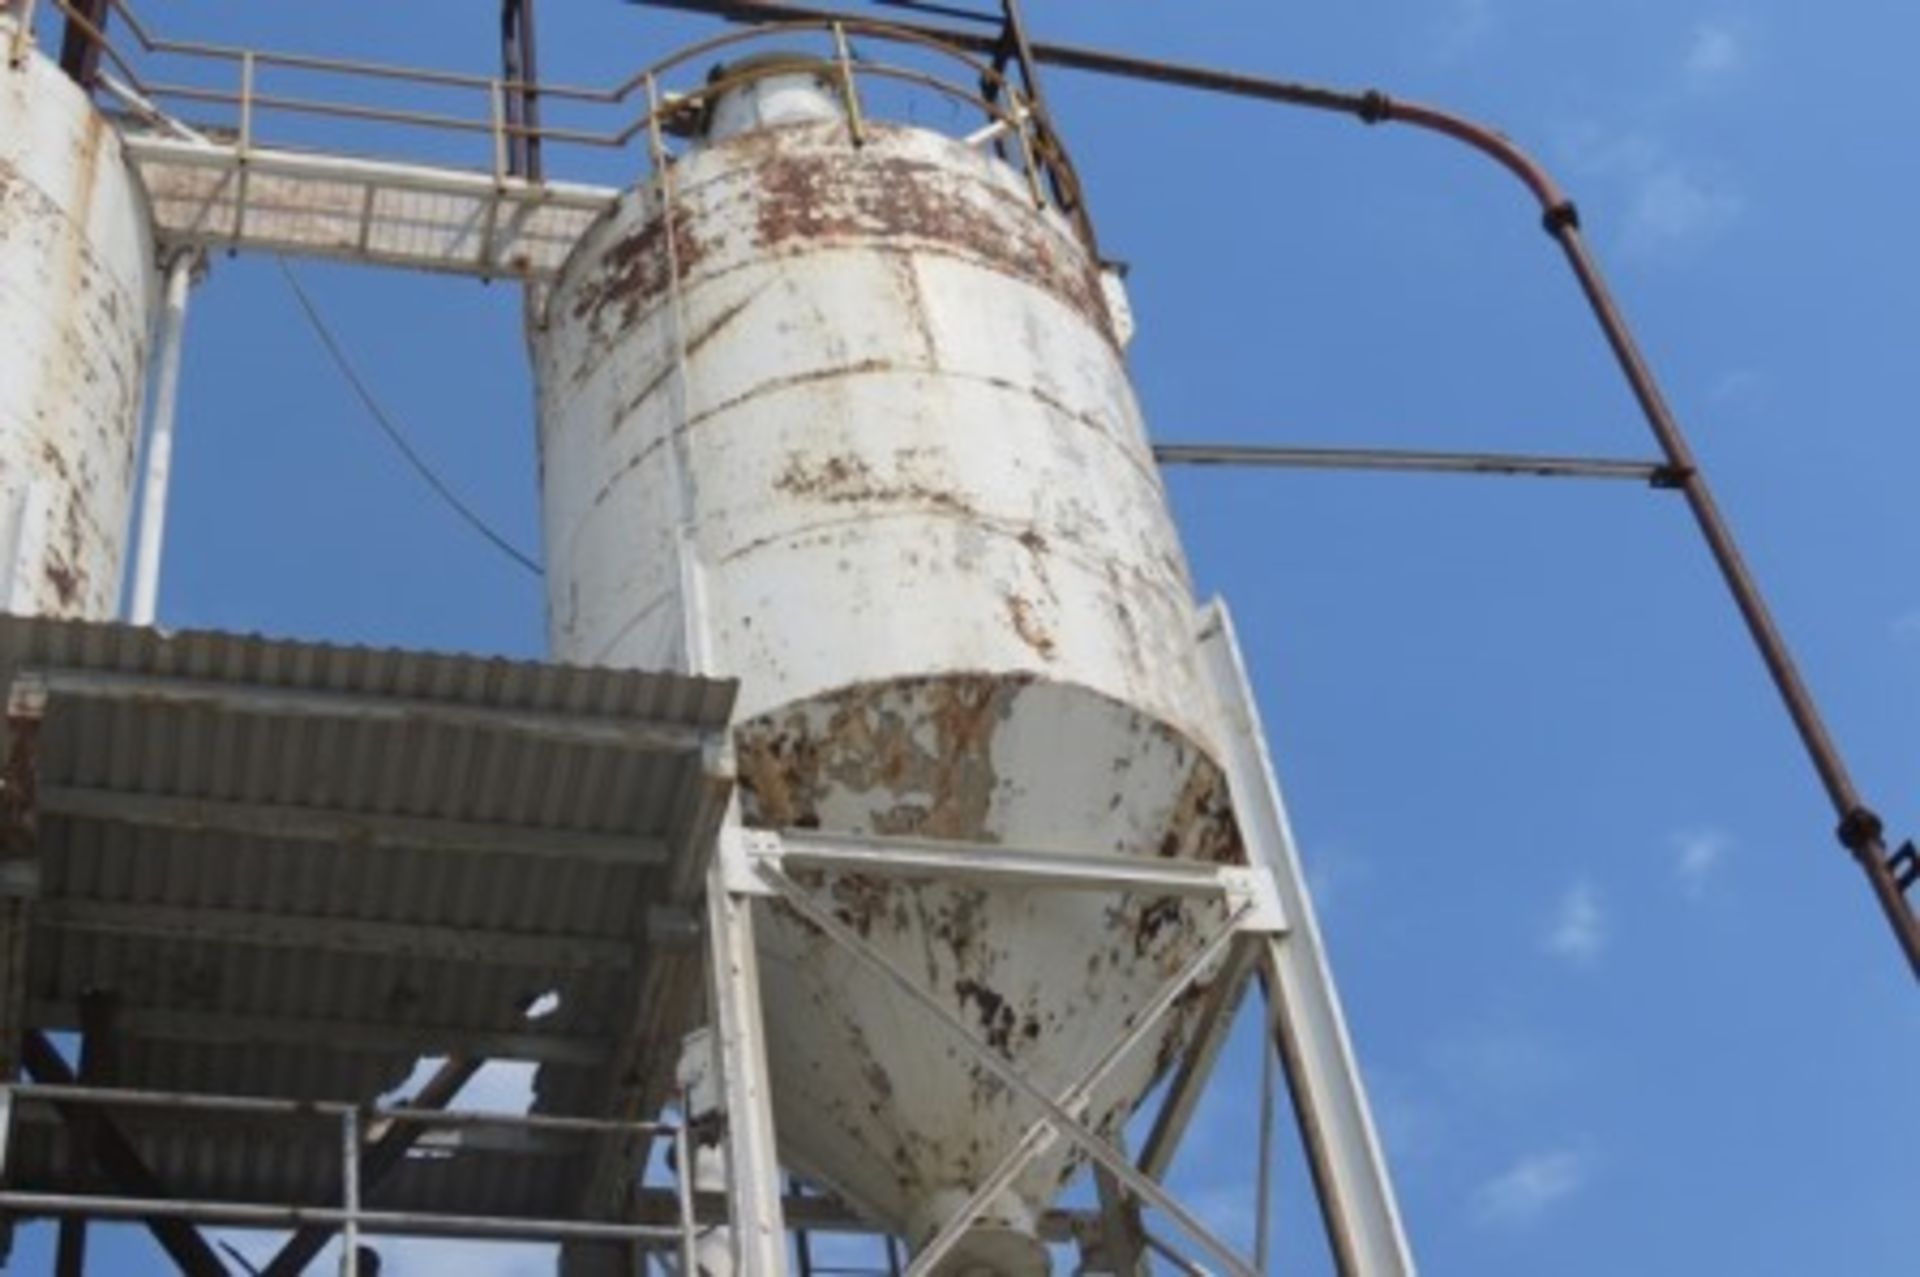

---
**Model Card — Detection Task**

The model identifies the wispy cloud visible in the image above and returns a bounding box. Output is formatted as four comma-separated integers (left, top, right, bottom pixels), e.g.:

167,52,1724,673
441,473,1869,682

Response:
1305,843,1371,918
1543,879,1605,966
1708,367,1766,411
1473,1148,1592,1225
1432,1028,1564,1103
1684,21,1747,89
1429,0,1495,64
1672,827,1732,898
1622,164,1743,256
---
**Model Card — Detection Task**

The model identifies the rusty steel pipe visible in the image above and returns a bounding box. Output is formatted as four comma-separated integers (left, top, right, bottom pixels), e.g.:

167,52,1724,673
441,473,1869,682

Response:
635,0,1920,982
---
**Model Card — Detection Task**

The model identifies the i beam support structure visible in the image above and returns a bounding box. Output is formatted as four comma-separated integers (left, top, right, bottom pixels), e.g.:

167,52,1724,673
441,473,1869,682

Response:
19,1033,228,1276
633,0,1920,985
1199,601,1412,1276
706,844,790,1275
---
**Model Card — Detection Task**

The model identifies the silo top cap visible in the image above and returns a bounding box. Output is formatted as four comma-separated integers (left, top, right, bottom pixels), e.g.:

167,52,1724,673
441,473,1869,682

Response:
698,52,844,140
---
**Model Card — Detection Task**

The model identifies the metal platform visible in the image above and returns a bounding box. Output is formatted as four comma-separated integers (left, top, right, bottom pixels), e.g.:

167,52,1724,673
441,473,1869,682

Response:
124,129,617,283
0,615,735,1231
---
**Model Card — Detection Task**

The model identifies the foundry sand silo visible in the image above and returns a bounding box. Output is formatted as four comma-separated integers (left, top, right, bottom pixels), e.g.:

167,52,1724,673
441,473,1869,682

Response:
534,68,1240,1272
0,21,157,617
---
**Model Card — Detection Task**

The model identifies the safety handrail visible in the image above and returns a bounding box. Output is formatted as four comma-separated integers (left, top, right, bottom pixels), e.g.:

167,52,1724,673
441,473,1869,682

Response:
19,0,1082,230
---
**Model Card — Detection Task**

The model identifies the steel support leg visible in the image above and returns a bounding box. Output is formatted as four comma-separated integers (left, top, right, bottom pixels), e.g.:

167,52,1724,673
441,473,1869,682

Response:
128,252,196,628
20,1033,228,1277
53,992,118,1276
1199,602,1412,1277
704,856,787,1275
1089,1157,1149,1277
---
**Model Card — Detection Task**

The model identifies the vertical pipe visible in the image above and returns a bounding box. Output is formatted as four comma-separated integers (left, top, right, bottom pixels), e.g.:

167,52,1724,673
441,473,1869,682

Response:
517,0,544,183
1545,220,1920,980
128,252,193,629
339,1107,361,1277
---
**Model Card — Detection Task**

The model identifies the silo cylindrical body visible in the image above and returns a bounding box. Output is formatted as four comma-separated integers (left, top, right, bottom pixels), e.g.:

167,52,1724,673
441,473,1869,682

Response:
0,23,158,617
535,78,1241,1272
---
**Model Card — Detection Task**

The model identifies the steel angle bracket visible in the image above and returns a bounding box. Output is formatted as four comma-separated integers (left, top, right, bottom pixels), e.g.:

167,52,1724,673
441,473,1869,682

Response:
717,825,782,898
1220,865,1287,934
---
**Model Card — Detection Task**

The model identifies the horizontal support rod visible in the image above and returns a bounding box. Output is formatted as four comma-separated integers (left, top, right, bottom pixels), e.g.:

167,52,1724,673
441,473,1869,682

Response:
122,133,620,209
628,1186,1086,1239
40,786,670,868
10,1082,666,1135
774,830,1247,897
36,899,636,971
25,1001,610,1066
0,1192,681,1243
1153,442,1675,484
19,667,715,757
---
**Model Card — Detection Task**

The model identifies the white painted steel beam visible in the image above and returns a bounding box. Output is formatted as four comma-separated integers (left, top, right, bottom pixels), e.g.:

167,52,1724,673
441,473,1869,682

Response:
37,900,636,971
771,829,1259,900
127,252,195,629
703,852,788,1276
40,786,672,867
22,667,715,755
1197,601,1414,1277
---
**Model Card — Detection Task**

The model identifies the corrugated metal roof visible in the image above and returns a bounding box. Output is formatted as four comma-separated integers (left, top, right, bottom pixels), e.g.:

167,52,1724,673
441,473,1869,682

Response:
0,615,734,1222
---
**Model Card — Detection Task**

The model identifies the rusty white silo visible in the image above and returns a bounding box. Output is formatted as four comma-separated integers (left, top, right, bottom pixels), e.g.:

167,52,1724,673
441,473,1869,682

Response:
0,20,159,617
534,67,1239,1272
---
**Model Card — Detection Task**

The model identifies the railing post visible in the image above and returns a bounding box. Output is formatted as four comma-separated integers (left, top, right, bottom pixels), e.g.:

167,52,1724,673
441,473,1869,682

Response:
232,50,255,244
830,21,864,146
642,71,668,175
1011,102,1047,209
488,77,508,186
338,1107,360,1277
7,0,37,69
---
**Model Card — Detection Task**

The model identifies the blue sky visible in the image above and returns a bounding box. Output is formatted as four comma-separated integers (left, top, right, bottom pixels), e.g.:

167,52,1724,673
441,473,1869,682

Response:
12,0,1920,1272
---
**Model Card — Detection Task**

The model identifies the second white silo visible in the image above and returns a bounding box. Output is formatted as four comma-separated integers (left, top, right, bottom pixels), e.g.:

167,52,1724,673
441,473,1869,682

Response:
0,22,159,617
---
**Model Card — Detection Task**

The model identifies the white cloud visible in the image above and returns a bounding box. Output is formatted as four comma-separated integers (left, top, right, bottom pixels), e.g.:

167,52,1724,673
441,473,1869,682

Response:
1304,843,1371,917
1543,879,1605,966
1430,0,1495,64
1685,21,1745,88
1473,1148,1591,1225
1672,828,1732,898
1558,126,1742,258
1708,367,1766,410
1432,1029,1563,1102
1622,166,1743,256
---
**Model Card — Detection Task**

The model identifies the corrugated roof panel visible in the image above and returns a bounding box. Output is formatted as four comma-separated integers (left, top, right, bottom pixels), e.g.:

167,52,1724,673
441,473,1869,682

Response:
0,615,734,1221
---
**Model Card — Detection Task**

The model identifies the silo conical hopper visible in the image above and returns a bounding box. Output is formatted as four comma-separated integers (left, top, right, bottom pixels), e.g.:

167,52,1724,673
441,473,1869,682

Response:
534,61,1242,1272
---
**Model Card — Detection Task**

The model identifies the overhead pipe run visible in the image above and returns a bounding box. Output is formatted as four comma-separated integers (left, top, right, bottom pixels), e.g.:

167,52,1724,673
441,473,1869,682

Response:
632,0,1920,984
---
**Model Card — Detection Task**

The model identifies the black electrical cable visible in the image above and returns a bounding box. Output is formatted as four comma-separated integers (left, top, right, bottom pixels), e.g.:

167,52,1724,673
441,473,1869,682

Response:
276,257,544,578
